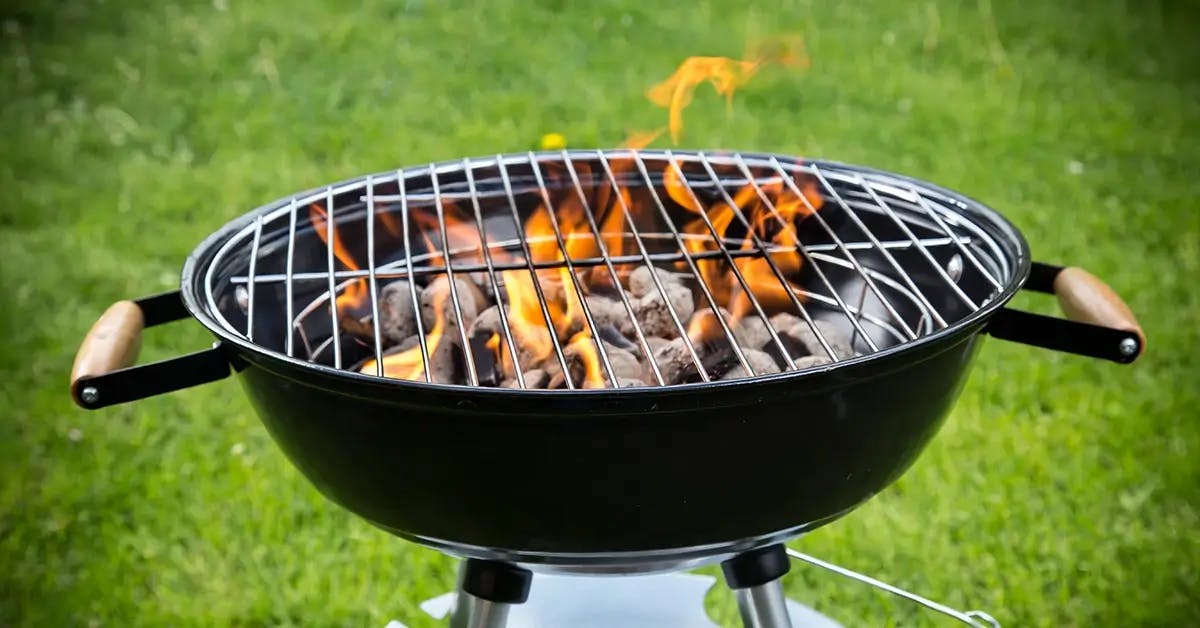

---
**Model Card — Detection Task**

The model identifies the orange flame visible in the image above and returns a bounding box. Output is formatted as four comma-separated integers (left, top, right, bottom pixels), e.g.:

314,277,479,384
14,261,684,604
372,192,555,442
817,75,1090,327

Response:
568,331,607,388
309,204,369,314
359,284,448,380
644,36,807,144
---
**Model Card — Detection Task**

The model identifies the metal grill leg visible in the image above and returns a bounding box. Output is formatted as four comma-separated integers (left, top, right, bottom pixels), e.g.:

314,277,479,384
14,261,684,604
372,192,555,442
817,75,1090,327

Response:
723,545,794,628
734,579,793,628
448,559,532,628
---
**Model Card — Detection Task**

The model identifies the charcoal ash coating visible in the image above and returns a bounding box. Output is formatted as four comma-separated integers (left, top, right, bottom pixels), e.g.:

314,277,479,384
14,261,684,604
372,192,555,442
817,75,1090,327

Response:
378,281,421,344
601,341,645,380
421,276,482,330
503,369,548,389
720,348,781,380
648,337,701,385
793,354,832,369
633,282,695,338
645,336,672,354
770,313,853,360
733,315,771,351
584,295,634,336
629,265,684,298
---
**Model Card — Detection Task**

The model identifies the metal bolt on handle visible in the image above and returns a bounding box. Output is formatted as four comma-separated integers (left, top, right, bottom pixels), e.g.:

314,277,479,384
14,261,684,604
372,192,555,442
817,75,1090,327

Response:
786,549,1001,628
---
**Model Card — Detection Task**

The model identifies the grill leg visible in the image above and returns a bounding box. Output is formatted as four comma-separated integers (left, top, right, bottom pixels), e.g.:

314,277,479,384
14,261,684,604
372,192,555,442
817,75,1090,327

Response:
723,544,794,628
448,559,532,628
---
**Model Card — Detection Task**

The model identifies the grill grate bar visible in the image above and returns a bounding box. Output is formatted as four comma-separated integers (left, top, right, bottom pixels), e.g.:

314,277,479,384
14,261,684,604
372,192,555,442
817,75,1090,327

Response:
285,199,298,357
245,216,263,341
323,190,343,369
430,167,481,387
903,182,1005,291
399,172,433,383
731,153,878,356
365,177,385,377
463,159,529,389
814,165,949,328
508,156,620,388
857,176,977,310
496,158,576,388
769,157,918,340
548,154,667,386
592,151,713,381
230,236,973,286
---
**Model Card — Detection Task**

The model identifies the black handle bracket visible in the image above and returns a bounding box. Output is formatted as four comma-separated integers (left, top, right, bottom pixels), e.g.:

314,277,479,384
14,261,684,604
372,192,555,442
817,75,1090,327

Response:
74,291,232,410
985,308,1142,364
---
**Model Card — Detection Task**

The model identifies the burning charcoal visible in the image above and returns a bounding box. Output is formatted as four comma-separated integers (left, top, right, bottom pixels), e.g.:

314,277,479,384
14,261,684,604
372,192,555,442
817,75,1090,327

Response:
469,305,502,337
397,335,420,352
617,377,647,388
503,368,549,389
633,282,695,338
648,337,701,385
428,336,462,385
771,313,853,360
421,276,481,330
733,315,772,351
379,281,421,344
793,355,832,369
598,324,636,350
546,371,567,390
585,295,634,335
628,265,682,298
601,342,644,380
720,348,782,380
644,336,672,354
470,306,556,382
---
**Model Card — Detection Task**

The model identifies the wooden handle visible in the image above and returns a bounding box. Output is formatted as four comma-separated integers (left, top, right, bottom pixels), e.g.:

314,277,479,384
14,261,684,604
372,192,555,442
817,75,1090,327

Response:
1053,267,1145,356
71,301,145,402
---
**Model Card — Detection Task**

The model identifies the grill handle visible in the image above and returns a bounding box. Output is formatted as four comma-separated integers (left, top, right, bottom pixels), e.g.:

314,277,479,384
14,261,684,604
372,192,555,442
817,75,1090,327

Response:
986,262,1145,363
1051,267,1145,350
70,291,230,409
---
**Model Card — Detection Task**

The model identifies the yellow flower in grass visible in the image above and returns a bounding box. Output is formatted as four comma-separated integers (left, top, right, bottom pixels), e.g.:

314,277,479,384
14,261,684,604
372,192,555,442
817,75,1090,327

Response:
539,132,567,150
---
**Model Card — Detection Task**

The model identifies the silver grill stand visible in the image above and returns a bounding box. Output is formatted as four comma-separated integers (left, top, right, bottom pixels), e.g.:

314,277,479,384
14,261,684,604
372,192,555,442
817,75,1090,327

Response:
734,580,794,628
722,545,797,628
391,547,999,628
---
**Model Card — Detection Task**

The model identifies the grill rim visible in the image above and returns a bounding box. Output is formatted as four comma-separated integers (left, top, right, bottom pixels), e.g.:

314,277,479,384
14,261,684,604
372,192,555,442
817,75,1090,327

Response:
180,150,1032,396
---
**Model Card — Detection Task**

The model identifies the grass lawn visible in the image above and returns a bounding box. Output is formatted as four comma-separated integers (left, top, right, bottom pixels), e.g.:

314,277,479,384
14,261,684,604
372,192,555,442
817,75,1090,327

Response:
2,0,1198,625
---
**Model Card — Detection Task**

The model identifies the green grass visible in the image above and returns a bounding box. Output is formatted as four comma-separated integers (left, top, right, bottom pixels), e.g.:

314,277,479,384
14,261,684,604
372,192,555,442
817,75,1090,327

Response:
2,0,1198,625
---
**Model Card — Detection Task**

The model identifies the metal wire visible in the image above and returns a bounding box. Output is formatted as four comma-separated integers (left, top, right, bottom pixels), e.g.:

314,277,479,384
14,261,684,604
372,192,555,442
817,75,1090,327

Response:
429,167,480,386
496,158,576,387
463,159,529,389
399,172,433,383
365,177,385,377
508,155,619,388
787,549,1001,628
245,216,263,341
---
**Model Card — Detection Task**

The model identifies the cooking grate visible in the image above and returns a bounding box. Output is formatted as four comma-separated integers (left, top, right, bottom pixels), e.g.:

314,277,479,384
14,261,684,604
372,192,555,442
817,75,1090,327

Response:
205,150,1016,388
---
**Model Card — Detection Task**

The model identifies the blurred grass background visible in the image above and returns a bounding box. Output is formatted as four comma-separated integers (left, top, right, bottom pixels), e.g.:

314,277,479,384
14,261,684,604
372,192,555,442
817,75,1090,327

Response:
1,0,1198,625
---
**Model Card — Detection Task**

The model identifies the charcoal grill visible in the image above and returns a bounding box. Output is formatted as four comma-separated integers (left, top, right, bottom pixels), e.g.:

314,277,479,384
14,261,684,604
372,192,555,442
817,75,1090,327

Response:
69,150,1143,628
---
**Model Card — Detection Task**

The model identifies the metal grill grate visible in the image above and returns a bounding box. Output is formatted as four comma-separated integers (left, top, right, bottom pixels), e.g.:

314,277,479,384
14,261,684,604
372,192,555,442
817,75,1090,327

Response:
205,150,1016,389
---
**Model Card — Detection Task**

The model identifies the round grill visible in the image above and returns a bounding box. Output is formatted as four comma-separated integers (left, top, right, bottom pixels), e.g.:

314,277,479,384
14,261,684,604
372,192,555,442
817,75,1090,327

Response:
195,150,1021,390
